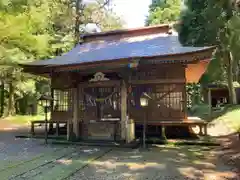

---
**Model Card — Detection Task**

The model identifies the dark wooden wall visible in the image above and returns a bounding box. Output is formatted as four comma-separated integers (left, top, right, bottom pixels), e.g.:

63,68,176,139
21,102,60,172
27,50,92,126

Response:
50,63,187,136
129,64,186,123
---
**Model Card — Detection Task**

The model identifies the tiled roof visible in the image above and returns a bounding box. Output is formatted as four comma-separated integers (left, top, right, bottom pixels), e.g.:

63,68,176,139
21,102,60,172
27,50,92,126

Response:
25,33,214,67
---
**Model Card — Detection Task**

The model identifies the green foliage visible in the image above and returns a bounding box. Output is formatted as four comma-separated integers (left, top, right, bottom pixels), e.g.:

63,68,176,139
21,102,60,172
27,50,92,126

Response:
177,0,237,47
0,0,54,115
200,49,227,84
186,83,201,108
146,0,181,25
0,0,124,116
178,0,240,104
81,2,124,31
165,0,224,83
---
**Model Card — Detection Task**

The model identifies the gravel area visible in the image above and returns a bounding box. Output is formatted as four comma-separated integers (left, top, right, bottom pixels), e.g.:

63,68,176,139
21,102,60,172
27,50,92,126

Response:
0,131,62,171
0,125,239,180
68,146,239,180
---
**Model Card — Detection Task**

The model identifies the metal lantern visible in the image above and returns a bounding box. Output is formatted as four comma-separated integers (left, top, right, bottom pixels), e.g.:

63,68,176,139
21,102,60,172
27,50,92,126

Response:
140,92,151,107
38,94,53,107
140,92,151,149
140,96,149,107
38,94,53,144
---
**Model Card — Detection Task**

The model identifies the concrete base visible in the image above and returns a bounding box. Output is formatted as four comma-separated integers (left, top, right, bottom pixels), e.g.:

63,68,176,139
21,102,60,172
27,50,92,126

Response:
126,119,135,143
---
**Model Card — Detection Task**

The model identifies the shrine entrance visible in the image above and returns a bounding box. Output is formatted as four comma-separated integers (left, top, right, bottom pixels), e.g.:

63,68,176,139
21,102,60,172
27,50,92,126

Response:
82,86,121,121
80,79,122,141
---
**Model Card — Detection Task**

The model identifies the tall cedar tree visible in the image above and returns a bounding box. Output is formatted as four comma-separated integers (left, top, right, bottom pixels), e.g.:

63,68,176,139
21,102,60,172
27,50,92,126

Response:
178,0,239,104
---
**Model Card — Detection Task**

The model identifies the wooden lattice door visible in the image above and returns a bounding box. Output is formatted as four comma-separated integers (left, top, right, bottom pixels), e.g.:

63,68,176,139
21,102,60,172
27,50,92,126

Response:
82,86,121,122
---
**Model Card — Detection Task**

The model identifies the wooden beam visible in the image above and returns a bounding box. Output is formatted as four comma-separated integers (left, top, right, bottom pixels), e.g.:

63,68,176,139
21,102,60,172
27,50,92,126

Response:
67,121,71,141
129,79,185,84
73,87,80,139
134,120,207,126
183,80,187,120
31,122,35,136
161,126,167,140
79,80,120,87
78,85,84,138
120,80,127,141
53,60,129,72
208,88,212,118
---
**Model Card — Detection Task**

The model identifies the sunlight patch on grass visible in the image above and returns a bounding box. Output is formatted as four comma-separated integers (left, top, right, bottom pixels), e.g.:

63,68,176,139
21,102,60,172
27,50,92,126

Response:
211,105,240,131
193,104,240,133
2,115,44,125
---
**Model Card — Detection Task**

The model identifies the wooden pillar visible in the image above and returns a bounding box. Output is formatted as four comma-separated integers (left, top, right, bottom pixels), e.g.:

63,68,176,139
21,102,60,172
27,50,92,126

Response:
56,122,59,136
78,86,84,139
143,110,147,148
183,64,188,121
161,125,167,140
49,88,54,134
199,125,203,135
67,88,75,141
31,122,35,136
73,87,80,139
203,124,208,136
67,121,72,141
183,81,188,121
121,80,127,141
208,88,212,118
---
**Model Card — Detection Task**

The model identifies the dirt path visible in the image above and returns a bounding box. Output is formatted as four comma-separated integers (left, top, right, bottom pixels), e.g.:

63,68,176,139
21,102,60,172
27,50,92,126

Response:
0,120,27,131
68,146,239,180
205,117,240,174
0,136,238,180
0,121,239,179
215,133,240,174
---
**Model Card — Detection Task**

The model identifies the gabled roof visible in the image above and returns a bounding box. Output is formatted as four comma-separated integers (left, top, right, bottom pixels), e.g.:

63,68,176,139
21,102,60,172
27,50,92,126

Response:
21,24,215,70
80,24,171,40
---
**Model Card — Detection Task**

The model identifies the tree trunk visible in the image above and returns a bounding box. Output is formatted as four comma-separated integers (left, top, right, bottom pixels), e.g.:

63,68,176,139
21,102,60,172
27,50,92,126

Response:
74,0,82,44
7,82,15,116
238,62,240,83
0,81,4,117
226,51,237,104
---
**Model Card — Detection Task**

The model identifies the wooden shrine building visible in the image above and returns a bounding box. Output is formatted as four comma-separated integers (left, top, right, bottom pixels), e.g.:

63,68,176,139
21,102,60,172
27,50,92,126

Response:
21,24,215,143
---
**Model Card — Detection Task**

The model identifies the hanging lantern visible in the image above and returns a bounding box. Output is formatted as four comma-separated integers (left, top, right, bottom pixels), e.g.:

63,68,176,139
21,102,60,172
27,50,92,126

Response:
140,93,149,107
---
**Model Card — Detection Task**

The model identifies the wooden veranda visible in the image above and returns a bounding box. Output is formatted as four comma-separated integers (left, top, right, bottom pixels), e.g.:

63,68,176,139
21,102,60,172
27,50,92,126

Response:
21,24,215,143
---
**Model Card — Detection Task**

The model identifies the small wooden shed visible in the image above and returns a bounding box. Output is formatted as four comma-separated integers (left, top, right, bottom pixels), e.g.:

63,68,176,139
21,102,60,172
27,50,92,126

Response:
204,83,240,107
21,24,215,142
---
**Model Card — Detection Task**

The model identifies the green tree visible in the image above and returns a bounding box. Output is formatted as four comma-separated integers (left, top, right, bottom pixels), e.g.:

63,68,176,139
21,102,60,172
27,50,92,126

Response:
0,0,124,116
82,2,124,31
73,0,124,43
178,0,240,104
0,1,51,115
146,0,181,25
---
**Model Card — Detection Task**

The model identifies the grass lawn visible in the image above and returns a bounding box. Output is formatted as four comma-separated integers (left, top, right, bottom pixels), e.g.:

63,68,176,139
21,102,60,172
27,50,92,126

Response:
211,105,240,131
2,115,45,125
191,104,240,132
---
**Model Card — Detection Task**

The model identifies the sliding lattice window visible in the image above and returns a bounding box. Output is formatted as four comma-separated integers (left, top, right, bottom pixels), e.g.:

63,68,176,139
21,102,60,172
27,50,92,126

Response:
53,89,73,111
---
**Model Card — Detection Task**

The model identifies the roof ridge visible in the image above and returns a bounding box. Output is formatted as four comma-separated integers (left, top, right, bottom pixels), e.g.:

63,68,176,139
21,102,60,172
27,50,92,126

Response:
80,24,172,40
